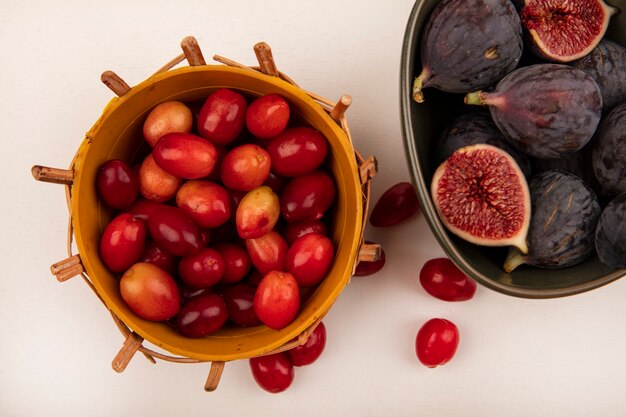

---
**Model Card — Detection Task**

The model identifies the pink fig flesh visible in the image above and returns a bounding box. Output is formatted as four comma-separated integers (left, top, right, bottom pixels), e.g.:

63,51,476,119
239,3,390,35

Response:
520,0,616,62
431,144,530,253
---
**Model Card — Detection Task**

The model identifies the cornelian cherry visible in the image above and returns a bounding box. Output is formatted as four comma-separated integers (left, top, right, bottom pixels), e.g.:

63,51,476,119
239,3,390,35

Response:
267,127,328,177
285,233,334,287
178,248,225,289
147,206,202,257
99,213,146,273
97,159,138,209
415,318,459,368
280,171,336,223
220,144,271,191
288,321,327,366
254,271,299,330
246,94,290,139
249,352,294,393
223,283,261,327
175,293,228,338
370,182,420,227
419,258,476,301
214,243,251,284
197,88,247,145
120,262,180,321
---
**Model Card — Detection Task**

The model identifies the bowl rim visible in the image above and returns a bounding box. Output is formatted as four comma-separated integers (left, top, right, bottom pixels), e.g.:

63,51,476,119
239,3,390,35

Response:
70,63,364,360
399,0,626,299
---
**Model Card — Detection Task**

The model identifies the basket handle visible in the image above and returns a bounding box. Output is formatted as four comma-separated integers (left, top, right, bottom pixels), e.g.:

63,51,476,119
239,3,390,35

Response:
101,36,207,96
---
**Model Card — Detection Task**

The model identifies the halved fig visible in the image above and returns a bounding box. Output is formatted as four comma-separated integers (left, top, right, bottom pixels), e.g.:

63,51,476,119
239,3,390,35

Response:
431,144,531,253
520,0,617,62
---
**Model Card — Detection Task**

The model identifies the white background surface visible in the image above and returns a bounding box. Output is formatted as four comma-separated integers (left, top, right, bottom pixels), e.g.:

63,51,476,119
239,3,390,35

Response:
2,0,626,416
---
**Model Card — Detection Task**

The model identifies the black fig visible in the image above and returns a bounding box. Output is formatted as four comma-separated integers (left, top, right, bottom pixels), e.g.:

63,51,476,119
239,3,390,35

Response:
572,39,626,113
520,0,616,63
436,112,531,177
465,64,602,159
412,0,523,103
592,102,626,198
530,143,601,198
431,144,531,253
595,192,626,269
504,170,601,272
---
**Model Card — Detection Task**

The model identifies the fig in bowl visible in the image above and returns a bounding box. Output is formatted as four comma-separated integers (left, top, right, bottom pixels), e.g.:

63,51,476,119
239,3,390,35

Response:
401,0,626,297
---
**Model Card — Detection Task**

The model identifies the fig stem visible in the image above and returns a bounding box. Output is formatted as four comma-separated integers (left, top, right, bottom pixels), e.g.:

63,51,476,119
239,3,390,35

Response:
503,248,526,273
464,91,486,106
412,68,430,103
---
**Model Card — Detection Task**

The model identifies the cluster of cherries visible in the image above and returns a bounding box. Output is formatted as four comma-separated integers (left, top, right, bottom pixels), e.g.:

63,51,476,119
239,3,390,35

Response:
96,88,348,392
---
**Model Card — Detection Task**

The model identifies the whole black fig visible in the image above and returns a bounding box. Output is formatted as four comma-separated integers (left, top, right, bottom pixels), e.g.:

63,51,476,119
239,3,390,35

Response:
465,64,602,159
572,39,626,113
504,170,601,272
412,0,523,103
595,192,626,269
592,102,626,198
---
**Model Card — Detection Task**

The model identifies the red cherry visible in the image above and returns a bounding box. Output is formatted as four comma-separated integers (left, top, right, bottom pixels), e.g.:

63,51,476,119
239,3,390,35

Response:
120,262,180,321
220,144,271,191
178,248,225,289
415,318,460,368
419,258,477,301
147,206,202,257
370,182,420,227
254,271,300,330
267,127,328,177
249,352,294,393
246,94,291,139
175,293,229,338
285,233,334,287
214,243,251,284
152,132,218,179
176,180,231,228
99,213,146,273
197,88,247,145
223,283,261,327
97,159,138,209
245,231,288,276
287,322,327,366
280,171,336,223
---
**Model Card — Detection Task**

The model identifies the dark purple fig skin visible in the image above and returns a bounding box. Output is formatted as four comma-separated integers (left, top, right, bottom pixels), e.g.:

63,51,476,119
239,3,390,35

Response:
436,112,531,177
413,0,522,100
508,170,601,270
530,143,601,197
571,40,626,113
595,192,626,269
466,64,602,159
592,102,626,198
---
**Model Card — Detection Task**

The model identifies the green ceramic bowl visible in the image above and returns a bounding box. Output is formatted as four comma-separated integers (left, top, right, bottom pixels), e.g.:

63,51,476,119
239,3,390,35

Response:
400,0,626,298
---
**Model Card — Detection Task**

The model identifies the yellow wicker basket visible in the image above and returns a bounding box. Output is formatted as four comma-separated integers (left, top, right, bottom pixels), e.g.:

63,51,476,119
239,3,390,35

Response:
32,36,378,391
